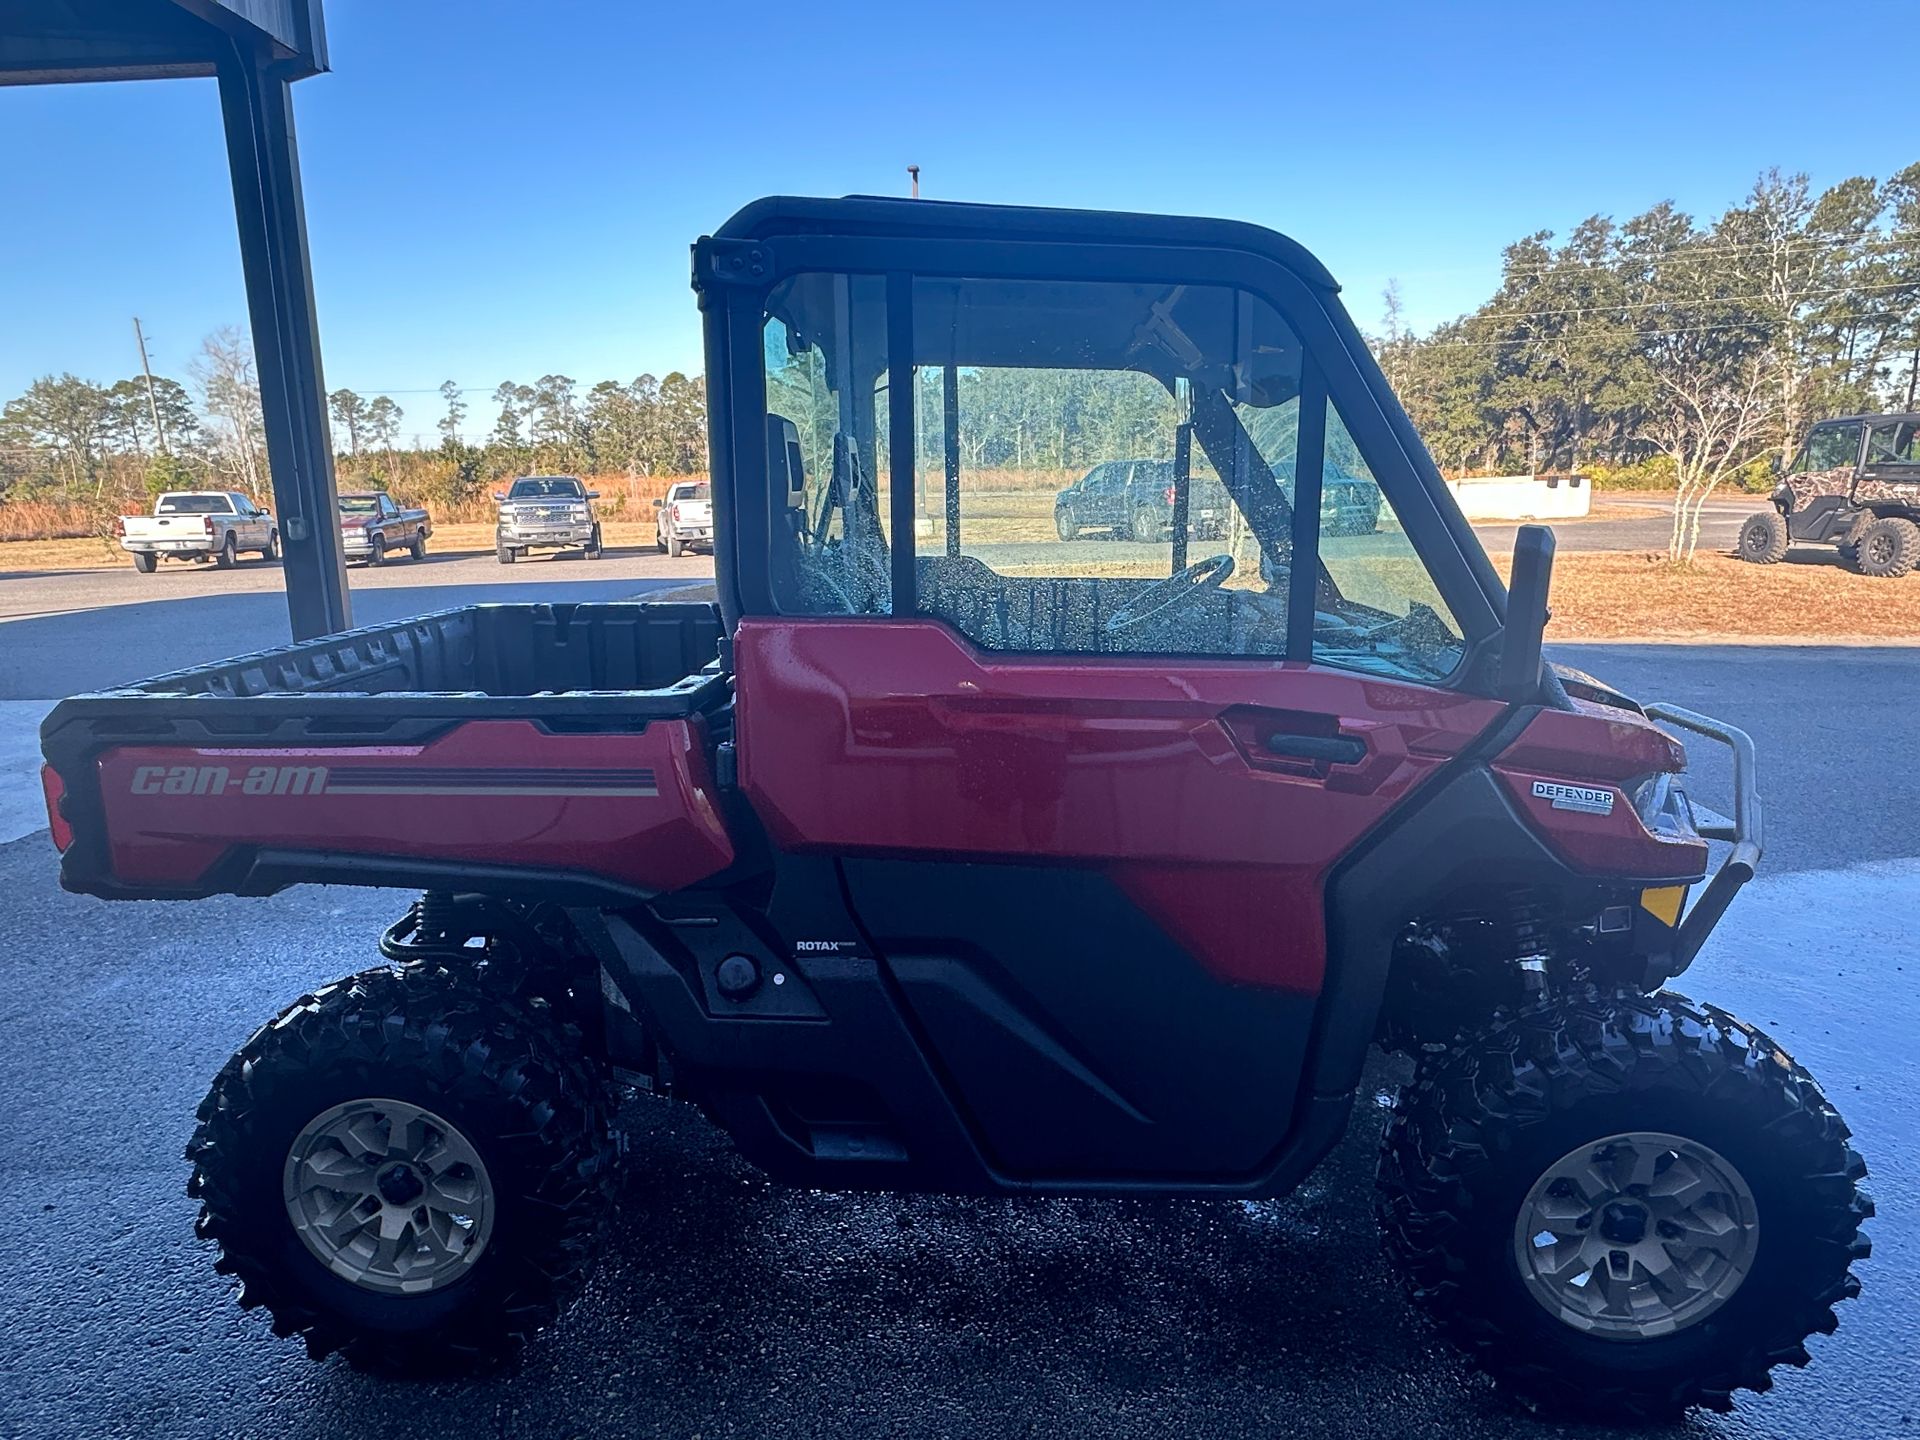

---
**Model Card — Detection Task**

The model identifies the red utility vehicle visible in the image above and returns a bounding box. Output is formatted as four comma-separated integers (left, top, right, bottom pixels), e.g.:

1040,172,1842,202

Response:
39,198,1867,1419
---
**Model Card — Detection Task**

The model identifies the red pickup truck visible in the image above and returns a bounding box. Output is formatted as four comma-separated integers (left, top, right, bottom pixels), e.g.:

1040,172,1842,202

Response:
35,195,1865,1419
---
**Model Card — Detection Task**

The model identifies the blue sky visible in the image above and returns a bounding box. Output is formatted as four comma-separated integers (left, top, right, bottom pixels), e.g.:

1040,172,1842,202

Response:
3,0,1915,442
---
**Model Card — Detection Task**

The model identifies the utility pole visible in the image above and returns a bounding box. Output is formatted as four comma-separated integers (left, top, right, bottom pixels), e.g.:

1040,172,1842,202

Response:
132,316,170,456
908,164,920,199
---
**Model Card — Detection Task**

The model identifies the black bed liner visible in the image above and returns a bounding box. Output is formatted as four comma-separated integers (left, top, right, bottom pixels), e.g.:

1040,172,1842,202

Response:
44,601,727,736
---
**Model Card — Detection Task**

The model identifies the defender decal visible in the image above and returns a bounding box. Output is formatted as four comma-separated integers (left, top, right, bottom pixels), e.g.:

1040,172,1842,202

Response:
1531,780,1615,816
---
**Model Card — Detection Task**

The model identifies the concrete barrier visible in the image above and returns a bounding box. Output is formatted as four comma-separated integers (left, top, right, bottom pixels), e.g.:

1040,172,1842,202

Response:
1446,473,1592,521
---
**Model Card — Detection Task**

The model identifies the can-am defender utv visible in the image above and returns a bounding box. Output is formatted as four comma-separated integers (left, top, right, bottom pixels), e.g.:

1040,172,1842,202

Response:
1738,413,1920,577
39,197,1868,1420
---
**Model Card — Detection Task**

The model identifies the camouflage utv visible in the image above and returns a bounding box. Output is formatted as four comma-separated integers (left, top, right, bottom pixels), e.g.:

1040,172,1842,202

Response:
1739,414,1920,577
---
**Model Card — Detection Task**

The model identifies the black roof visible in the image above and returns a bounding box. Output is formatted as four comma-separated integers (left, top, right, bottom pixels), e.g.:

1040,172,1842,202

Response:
1813,413,1920,426
712,195,1341,293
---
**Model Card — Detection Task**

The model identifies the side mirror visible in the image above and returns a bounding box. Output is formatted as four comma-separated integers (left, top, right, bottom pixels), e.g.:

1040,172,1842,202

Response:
652,497,665,508
1499,524,1555,702
585,491,600,500
492,492,506,502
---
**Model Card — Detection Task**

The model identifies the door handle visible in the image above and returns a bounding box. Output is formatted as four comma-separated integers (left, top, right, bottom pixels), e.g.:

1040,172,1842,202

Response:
1263,733,1367,765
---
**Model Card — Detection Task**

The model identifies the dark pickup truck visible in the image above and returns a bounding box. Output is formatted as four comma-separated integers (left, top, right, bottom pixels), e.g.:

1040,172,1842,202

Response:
338,490,432,565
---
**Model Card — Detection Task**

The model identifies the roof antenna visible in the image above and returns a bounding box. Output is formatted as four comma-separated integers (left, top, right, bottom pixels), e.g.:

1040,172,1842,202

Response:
907,165,920,199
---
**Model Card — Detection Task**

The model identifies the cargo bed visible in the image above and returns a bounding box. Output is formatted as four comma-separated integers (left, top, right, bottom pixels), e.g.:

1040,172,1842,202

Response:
40,602,738,903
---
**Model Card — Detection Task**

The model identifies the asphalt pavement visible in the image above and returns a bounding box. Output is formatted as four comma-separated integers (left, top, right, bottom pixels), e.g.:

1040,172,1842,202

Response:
1,531,1913,1440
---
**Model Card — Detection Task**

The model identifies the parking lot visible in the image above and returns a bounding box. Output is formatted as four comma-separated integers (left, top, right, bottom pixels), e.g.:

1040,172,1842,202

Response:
0,545,1913,1440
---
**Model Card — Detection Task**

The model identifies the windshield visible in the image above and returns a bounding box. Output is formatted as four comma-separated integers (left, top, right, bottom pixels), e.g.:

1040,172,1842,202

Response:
337,496,380,514
508,477,585,499
156,494,233,515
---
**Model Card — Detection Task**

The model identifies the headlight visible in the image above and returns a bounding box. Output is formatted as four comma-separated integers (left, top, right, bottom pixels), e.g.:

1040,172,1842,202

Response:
1630,772,1700,840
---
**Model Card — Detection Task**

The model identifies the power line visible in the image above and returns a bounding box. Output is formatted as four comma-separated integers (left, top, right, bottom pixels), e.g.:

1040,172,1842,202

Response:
1470,277,1918,324
1414,312,1900,351
1465,229,1918,283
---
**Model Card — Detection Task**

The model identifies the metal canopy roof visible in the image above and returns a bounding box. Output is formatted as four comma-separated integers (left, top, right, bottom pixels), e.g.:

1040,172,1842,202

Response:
0,0,326,85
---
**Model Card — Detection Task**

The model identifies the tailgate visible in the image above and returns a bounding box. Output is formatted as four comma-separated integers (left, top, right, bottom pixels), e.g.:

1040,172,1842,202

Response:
122,517,207,541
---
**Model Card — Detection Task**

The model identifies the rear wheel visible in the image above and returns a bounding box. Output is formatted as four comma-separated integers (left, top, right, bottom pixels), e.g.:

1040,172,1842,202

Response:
409,532,427,561
1852,516,1919,578
667,535,685,558
1736,510,1789,564
131,552,157,574
185,964,616,1372
1376,990,1870,1421
215,533,237,569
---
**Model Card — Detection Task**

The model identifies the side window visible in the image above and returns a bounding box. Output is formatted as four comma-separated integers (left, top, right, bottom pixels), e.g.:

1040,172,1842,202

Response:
1802,423,1862,473
1866,421,1920,469
907,277,1296,658
1311,400,1463,684
755,270,1469,679
762,274,892,616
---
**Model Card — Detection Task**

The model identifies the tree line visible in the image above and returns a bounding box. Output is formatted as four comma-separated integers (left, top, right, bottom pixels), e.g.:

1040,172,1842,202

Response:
0,335,707,523
6,159,1915,559
1375,163,1920,557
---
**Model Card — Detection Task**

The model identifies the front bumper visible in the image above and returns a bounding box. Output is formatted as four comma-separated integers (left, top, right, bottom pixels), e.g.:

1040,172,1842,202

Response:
501,526,595,548
1642,704,1763,972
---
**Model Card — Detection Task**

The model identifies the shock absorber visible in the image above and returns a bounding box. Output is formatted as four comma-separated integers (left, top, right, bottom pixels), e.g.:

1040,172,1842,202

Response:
378,890,470,962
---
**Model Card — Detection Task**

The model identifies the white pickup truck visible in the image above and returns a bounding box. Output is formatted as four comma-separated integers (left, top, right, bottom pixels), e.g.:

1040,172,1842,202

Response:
116,491,278,573
654,480,713,557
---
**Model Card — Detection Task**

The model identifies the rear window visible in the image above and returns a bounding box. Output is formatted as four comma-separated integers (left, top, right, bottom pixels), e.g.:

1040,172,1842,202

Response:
508,477,585,499
156,494,233,514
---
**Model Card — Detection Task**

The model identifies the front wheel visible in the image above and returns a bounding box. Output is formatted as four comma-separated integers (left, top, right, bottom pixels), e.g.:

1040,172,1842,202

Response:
1376,990,1870,1421
1129,504,1160,543
185,965,616,1371
585,525,604,560
1055,507,1079,542
368,535,388,567
262,530,281,562
1736,510,1789,564
495,543,515,565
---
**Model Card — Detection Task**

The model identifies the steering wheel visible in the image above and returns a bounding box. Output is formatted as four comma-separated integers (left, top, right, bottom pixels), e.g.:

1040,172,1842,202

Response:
1102,554,1235,636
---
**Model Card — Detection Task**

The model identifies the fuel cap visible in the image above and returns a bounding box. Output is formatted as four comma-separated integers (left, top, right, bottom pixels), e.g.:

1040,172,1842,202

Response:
714,953,761,1001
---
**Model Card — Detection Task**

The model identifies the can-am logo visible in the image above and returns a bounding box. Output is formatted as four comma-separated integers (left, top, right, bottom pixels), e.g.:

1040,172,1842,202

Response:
1531,780,1614,816
131,764,329,797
